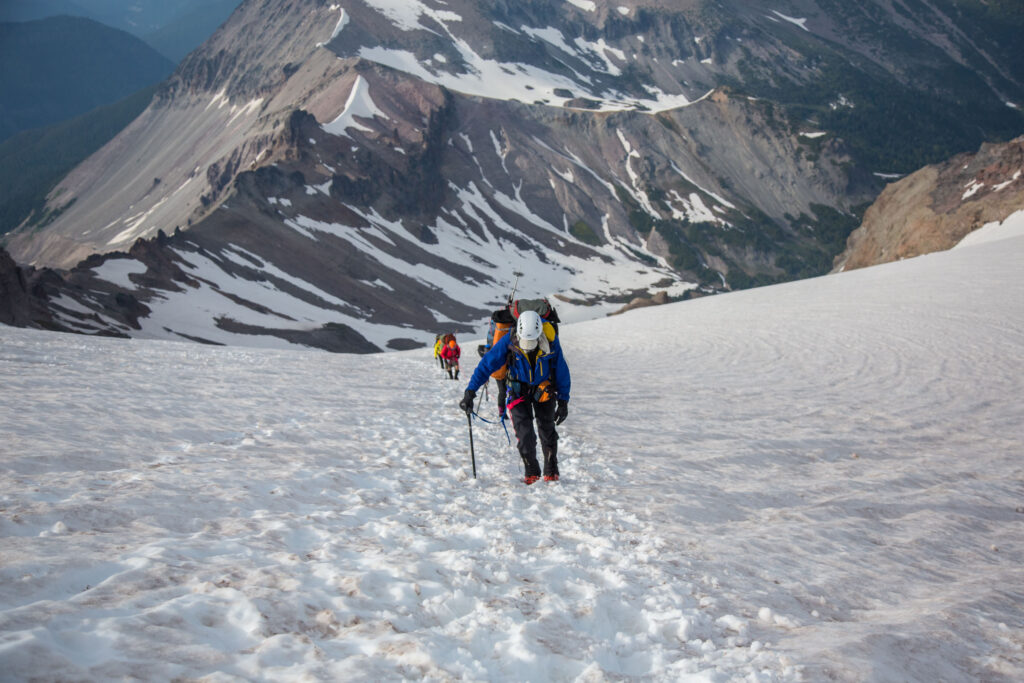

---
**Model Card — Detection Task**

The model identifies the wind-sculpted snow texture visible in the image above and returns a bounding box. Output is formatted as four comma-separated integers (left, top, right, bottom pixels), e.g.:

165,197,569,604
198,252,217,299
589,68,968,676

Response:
1,219,1023,680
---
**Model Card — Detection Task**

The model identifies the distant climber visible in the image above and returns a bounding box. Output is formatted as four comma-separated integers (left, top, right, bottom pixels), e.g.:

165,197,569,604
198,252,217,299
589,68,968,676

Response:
440,335,461,380
433,334,446,370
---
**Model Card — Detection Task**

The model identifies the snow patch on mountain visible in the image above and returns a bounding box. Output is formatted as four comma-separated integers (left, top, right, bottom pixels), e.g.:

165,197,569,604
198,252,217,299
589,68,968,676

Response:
770,10,810,31
521,26,626,78
962,179,985,200
363,0,462,33
567,0,597,12
323,76,388,136
670,161,737,210
93,257,147,289
353,30,695,112
126,247,409,349
326,6,348,43
669,191,722,225
992,169,1022,192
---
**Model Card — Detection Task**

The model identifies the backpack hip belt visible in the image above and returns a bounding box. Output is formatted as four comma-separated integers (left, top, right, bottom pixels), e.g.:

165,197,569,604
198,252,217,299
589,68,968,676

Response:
507,378,553,403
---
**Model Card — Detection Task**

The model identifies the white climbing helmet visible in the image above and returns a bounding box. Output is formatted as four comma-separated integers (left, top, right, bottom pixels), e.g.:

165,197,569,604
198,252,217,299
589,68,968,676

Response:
516,310,543,350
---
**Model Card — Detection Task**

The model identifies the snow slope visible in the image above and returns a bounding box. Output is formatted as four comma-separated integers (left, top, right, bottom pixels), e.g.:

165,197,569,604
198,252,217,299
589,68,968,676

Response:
1,220,1022,680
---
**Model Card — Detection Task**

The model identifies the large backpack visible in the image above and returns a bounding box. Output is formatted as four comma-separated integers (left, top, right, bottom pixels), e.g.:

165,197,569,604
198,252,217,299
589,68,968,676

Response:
510,298,559,337
508,298,559,327
481,297,562,381
503,298,561,403
484,308,516,377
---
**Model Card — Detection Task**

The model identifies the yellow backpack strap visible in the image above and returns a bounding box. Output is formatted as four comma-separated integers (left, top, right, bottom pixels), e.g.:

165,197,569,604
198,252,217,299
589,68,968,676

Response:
543,321,556,342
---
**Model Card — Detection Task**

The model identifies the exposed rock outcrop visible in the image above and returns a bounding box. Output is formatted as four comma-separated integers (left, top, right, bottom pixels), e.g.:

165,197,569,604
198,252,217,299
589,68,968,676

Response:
834,136,1024,272
610,290,671,315
0,247,55,328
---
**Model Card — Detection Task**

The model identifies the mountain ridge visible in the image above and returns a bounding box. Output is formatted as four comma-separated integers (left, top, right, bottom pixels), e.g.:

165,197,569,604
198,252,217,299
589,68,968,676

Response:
1,0,1021,351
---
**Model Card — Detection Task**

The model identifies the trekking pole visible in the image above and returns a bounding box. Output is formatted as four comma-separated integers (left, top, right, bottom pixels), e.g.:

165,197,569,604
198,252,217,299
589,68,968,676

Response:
467,413,477,478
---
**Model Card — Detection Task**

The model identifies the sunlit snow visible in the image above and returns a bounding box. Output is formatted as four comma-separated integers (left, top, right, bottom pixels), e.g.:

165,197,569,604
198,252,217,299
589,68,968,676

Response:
566,0,597,12
317,6,348,46
362,0,462,33
93,257,148,289
954,208,1024,249
770,10,810,31
323,76,388,136
962,179,985,200
992,169,1021,192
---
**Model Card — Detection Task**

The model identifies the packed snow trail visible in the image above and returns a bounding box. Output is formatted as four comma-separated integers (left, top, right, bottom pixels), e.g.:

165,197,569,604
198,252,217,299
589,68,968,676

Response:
2,219,1023,680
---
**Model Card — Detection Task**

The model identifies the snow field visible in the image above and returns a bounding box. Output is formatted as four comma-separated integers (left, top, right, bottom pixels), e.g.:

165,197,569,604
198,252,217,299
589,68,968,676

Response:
2,217,1023,679
564,226,1024,679
0,337,792,680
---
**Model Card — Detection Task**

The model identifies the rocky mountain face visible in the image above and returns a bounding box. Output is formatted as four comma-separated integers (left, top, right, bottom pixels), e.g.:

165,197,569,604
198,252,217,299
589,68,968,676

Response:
0,248,59,328
1,0,1021,351
834,136,1024,272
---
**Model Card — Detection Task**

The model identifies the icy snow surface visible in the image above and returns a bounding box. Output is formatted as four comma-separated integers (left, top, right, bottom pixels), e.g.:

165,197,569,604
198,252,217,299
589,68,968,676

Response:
1,222,1023,680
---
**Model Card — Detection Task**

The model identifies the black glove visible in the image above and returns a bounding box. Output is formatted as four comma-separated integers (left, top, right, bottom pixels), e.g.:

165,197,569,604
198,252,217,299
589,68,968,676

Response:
554,400,568,425
459,389,476,414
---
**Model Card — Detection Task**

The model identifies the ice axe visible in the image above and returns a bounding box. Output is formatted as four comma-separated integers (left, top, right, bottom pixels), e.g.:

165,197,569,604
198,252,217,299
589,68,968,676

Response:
466,413,477,478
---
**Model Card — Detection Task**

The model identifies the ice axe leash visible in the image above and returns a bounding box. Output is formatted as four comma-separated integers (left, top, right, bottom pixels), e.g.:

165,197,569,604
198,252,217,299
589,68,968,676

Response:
469,410,511,446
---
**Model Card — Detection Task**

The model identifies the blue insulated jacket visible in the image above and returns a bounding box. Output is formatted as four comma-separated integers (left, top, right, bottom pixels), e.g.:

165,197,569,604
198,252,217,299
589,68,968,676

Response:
466,333,571,402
